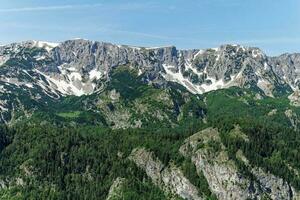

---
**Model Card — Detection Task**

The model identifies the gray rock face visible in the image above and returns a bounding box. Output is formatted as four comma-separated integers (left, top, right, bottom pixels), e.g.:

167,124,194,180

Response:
251,168,298,200
0,39,298,98
47,41,300,96
50,39,181,84
179,128,299,200
106,177,126,200
270,53,300,90
289,90,300,107
180,128,259,200
285,109,300,131
129,147,202,200
0,39,299,123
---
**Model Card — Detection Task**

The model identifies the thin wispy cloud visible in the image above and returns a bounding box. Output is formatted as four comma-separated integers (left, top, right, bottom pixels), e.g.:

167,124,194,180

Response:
0,2,158,13
103,29,176,40
0,3,103,13
96,26,191,41
113,2,159,11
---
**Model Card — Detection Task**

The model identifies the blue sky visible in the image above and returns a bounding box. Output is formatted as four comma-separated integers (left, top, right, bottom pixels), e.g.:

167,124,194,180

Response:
0,0,300,55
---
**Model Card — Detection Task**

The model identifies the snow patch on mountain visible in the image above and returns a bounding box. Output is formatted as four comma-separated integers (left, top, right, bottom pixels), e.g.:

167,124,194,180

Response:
33,55,46,61
163,63,233,94
89,69,102,80
33,68,102,97
0,55,9,66
193,50,204,59
24,83,34,88
32,40,59,52
162,64,201,94
199,77,225,92
34,69,87,96
252,49,264,58
68,72,82,81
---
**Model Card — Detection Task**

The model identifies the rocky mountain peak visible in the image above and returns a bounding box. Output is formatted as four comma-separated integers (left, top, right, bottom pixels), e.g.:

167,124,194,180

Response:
0,39,298,100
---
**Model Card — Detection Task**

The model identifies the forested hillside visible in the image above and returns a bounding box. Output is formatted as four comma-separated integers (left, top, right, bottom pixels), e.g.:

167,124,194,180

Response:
0,40,299,199
0,68,299,199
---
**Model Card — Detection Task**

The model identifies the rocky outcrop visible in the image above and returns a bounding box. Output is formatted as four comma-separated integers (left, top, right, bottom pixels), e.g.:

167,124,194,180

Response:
270,53,300,90
251,168,297,200
180,127,299,200
289,90,300,107
236,149,300,200
285,109,299,131
129,147,202,200
0,178,8,190
106,177,126,200
180,128,259,199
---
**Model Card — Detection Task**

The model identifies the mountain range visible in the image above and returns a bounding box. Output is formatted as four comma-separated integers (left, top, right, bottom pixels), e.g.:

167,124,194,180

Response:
2,39,300,94
0,39,300,123
0,39,299,200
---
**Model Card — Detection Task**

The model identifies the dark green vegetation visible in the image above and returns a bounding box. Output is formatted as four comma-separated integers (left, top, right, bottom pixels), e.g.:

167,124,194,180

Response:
0,125,171,200
206,88,300,190
0,68,299,199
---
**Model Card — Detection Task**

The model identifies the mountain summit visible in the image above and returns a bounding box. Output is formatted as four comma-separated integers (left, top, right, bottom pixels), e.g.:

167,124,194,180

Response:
1,39,299,97
0,39,300,123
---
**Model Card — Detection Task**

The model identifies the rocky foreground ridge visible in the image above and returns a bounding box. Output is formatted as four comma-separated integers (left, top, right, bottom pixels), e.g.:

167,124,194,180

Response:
127,128,300,200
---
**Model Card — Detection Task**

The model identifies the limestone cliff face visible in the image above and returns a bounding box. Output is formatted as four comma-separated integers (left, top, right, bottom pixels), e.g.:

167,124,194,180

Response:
0,39,299,123
128,129,300,200
0,39,298,98
180,128,259,200
179,127,299,200
129,147,202,200
270,53,300,90
289,90,300,107
106,177,126,200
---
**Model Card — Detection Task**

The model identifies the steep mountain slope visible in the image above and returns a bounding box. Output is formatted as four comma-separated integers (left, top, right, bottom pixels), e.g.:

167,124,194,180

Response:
0,86,299,199
270,53,300,90
180,127,299,200
0,39,299,123
1,39,297,97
